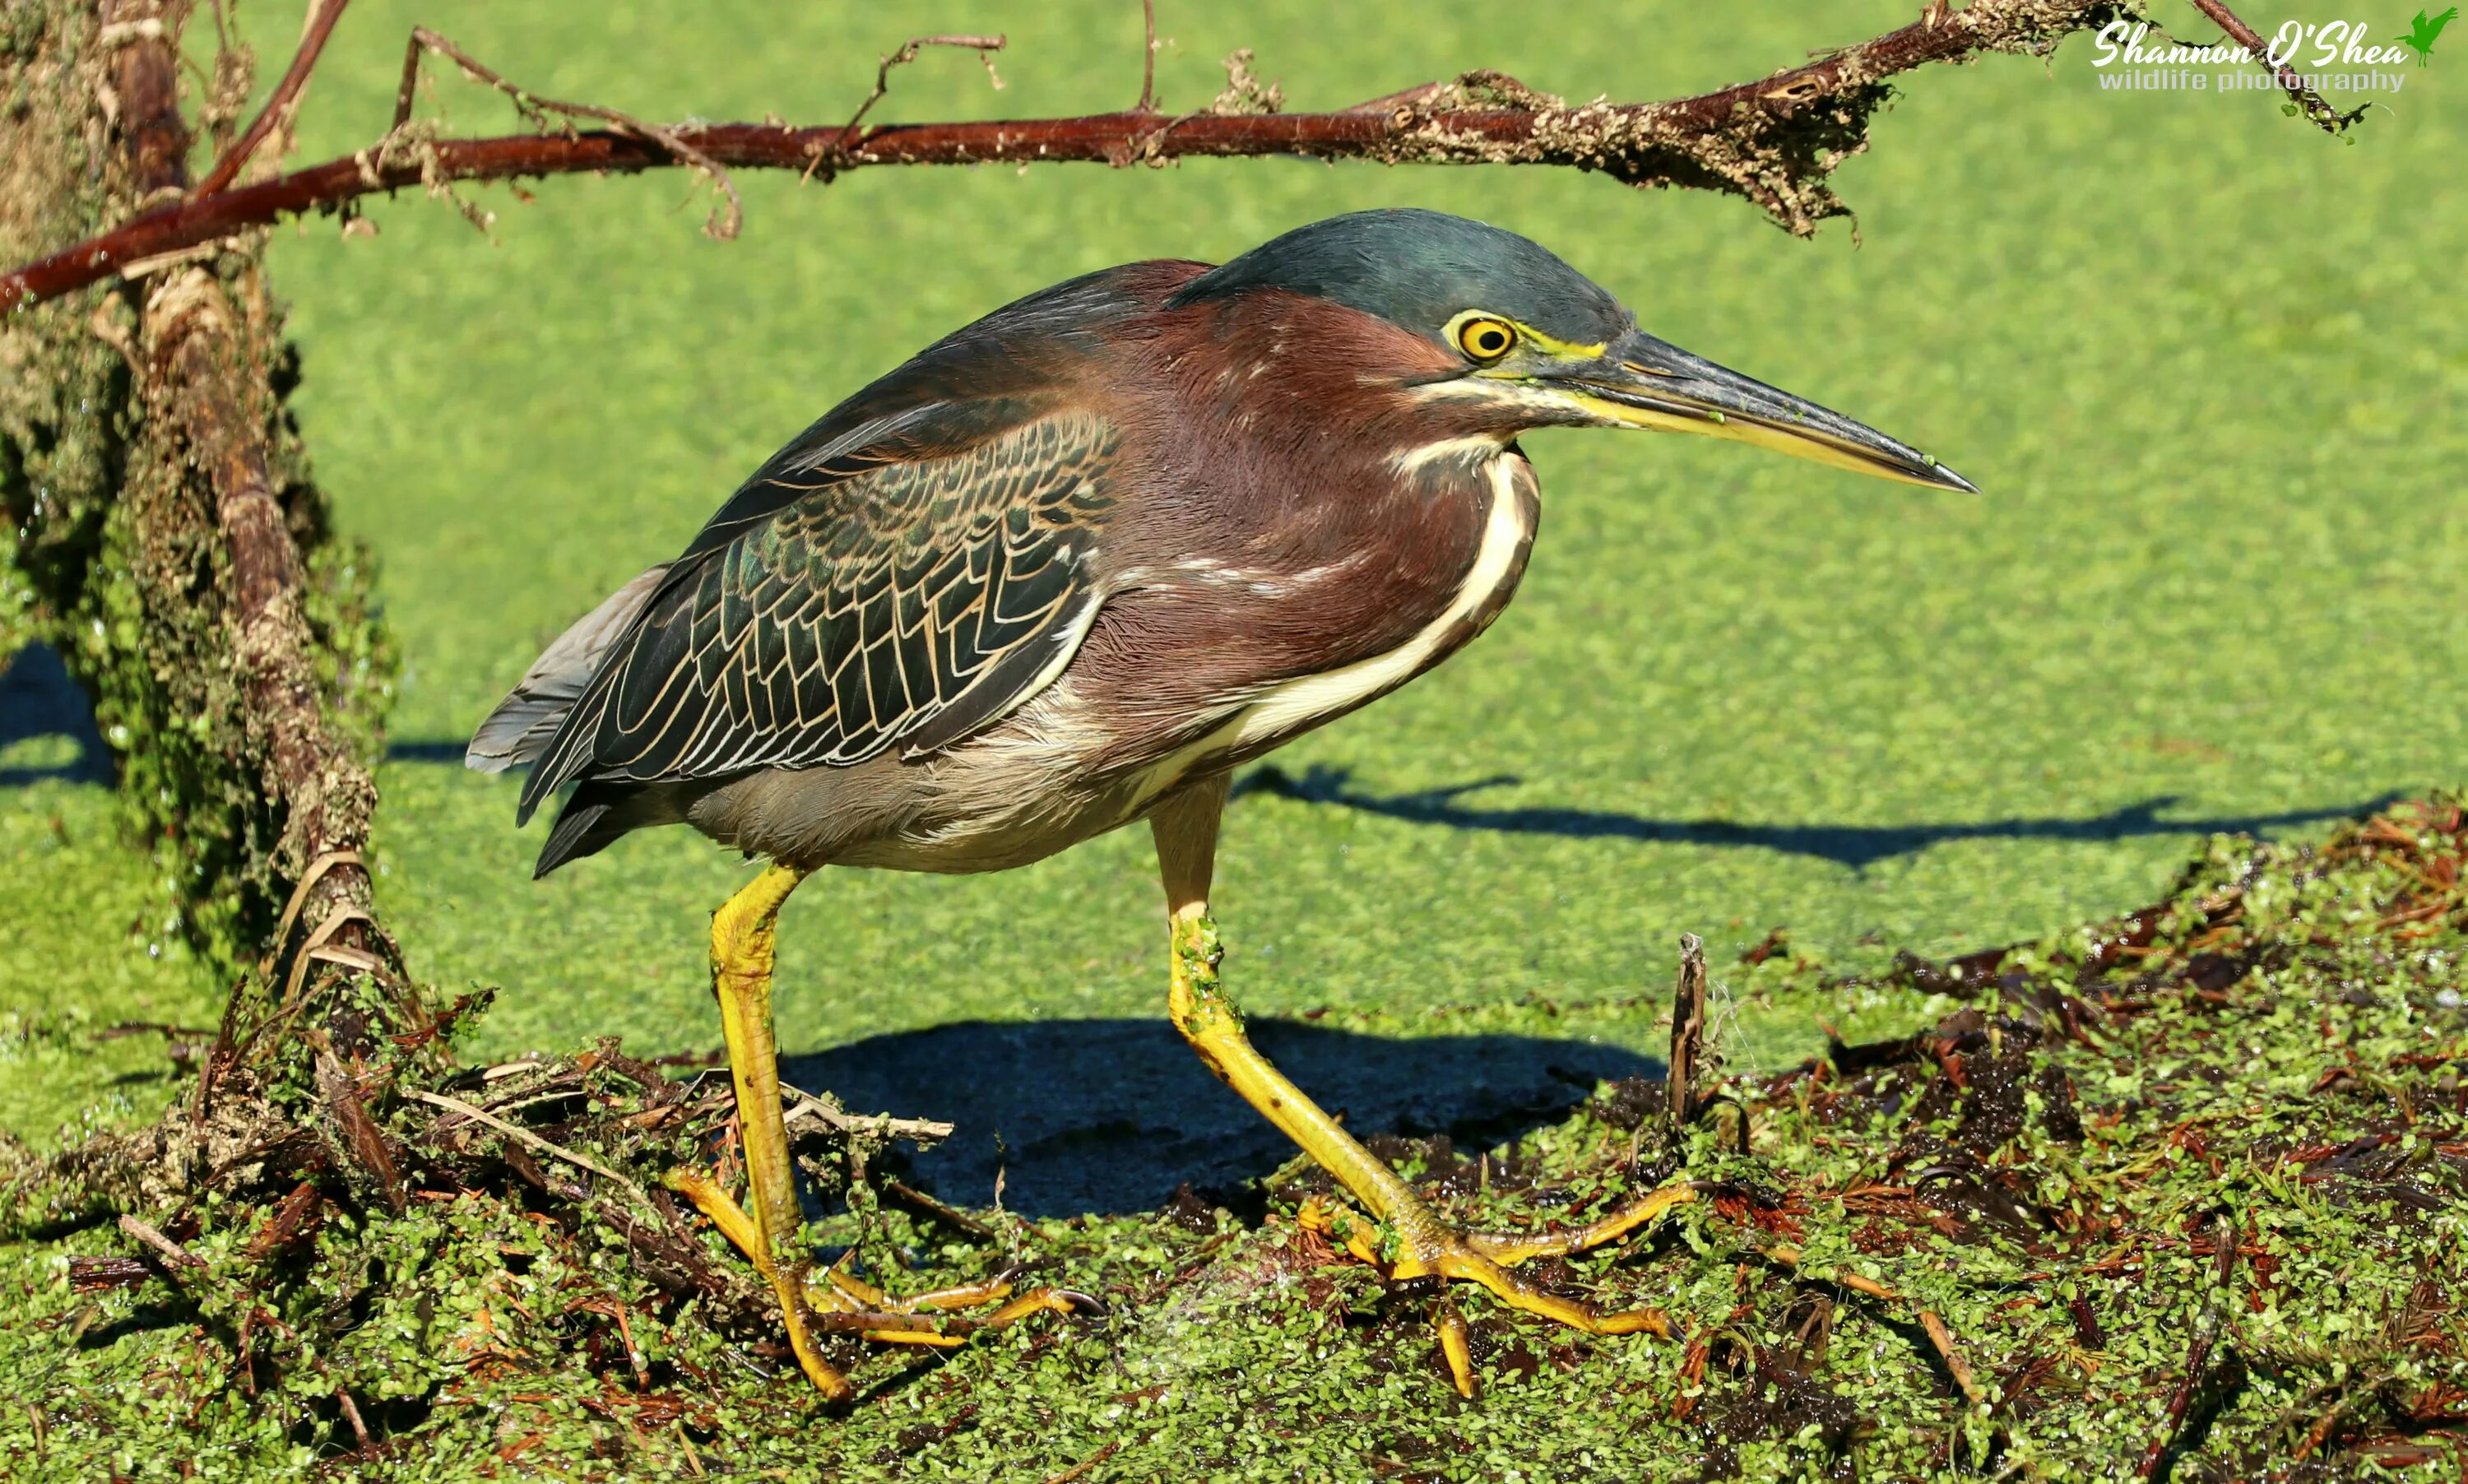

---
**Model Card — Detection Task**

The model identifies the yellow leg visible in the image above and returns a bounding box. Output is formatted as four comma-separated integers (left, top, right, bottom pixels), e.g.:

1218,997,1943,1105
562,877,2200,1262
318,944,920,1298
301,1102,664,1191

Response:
1151,777,1692,1398
700,864,851,1398
676,865,1089,1391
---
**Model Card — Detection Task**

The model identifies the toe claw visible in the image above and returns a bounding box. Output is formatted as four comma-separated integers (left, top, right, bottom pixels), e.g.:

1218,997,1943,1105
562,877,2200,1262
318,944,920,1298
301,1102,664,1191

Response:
1051,1288,1108,1316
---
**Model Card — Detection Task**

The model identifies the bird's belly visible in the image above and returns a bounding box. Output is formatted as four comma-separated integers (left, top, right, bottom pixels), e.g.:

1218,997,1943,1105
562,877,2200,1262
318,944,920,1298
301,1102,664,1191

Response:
820,683,1155,874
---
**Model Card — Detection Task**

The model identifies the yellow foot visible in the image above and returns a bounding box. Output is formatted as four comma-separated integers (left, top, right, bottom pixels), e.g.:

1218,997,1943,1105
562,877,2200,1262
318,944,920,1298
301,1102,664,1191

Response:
802,1254,1096,1347
666,1167,1096,1392
1297,1183,1696,1397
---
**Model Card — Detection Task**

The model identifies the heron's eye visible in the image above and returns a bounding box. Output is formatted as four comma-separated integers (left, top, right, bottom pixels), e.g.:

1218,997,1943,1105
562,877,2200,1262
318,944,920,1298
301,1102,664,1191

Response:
1455,318,1515,362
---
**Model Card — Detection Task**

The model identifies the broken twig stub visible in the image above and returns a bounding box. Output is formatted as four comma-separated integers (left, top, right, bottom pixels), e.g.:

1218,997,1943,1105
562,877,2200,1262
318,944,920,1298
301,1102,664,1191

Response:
1667,931,1710,1152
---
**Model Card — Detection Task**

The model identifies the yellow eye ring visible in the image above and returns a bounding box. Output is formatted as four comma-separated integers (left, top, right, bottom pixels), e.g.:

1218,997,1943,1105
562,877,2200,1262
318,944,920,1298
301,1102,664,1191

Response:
1455,317,1515,361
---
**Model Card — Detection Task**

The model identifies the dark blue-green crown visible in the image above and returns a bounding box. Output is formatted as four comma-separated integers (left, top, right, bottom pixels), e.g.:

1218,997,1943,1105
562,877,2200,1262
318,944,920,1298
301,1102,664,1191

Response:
1170,209,1631,349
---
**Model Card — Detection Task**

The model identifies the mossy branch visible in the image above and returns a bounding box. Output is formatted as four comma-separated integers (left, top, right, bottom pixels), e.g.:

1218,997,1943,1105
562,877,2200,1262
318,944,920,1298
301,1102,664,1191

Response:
3,0,411,1121
1,0,2361,316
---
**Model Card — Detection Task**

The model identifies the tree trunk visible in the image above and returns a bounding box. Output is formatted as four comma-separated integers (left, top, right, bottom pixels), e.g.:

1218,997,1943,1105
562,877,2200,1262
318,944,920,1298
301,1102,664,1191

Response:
1,0,419,1214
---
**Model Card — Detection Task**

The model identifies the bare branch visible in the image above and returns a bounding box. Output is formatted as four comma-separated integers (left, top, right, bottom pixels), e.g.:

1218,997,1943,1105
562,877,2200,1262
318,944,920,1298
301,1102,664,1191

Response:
193,0,352,197
388,26,745,239
835,34,1009,164
2,1,2356,318
118,1213,208,1272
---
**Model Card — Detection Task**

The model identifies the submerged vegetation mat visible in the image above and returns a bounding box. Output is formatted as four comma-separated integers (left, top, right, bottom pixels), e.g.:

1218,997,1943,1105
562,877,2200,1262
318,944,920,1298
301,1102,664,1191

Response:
6,799,2464,1480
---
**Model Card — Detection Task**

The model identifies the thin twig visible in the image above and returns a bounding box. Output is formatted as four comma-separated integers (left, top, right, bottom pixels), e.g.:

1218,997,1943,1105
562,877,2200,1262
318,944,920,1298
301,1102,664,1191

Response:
1041,1439,1123,1484
118,1214,206,1271
836,34,1008,159
2183,0,2364,133
2136,1210,2240,1477
1134,0,1158,113
390,27,744,239
387,21,424,133
406,1087,659,1217
782,1087,954,1144
193,0,352,197
332,1386,373,1454
882,1176,998,1241
1921,1308,1989,1411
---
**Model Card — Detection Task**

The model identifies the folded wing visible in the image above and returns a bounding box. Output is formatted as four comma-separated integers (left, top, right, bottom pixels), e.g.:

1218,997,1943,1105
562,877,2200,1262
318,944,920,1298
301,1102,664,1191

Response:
497,404,1121,827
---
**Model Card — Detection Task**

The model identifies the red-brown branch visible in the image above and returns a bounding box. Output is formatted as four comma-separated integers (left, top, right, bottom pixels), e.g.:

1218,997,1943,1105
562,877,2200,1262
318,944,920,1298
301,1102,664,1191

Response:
391,26,747,239
2,0,2350,317
2183,0,2363,132
192,0,352,197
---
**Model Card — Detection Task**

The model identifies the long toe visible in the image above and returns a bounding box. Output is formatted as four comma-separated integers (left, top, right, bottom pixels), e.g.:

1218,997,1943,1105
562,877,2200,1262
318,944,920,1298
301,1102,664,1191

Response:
1297,1189,1687,1395
665,1167,854,1398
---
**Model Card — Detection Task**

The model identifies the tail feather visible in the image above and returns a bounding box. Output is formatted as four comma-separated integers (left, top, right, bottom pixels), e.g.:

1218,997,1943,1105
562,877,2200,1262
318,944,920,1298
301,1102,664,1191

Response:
467,563,670,776
532,776,700,877
533,793,614,879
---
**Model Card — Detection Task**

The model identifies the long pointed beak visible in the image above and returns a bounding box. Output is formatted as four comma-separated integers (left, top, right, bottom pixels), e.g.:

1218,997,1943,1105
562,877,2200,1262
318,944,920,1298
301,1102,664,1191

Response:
1549,329,1978,493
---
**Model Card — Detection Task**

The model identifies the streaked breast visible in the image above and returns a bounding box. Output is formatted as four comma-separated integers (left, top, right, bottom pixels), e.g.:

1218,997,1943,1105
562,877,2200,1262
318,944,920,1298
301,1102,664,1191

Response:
1118,450,1539,815
1225,451,1537,749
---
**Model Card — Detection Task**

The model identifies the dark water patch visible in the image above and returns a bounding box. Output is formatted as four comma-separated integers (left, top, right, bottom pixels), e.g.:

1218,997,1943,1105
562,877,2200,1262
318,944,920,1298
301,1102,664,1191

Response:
0,642,111,786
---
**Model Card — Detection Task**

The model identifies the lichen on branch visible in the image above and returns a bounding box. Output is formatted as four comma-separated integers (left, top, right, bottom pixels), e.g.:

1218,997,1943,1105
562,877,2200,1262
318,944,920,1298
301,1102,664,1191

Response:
0,0,2359,316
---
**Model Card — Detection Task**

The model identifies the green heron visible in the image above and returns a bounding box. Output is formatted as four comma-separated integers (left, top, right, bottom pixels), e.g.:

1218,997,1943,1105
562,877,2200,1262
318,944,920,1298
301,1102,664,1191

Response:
468,208,1972,1398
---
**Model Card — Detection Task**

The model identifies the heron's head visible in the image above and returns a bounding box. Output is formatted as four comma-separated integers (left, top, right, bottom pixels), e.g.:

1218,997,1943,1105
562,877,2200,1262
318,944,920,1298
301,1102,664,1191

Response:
1171,208,1975,492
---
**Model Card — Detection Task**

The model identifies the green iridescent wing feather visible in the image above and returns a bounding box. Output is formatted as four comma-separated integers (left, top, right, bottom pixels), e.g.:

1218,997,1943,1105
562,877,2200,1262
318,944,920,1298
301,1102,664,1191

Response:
508,267,1157,826
517,408,1120,819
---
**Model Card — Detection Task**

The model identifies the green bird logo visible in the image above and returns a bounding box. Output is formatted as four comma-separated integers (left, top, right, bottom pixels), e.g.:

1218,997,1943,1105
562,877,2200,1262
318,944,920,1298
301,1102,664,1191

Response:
2395,6,2457,65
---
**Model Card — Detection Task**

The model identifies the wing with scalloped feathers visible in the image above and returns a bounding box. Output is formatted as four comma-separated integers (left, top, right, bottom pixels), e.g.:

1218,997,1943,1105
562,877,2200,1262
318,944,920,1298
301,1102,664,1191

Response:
471,262,1185,873
504,405,1120,832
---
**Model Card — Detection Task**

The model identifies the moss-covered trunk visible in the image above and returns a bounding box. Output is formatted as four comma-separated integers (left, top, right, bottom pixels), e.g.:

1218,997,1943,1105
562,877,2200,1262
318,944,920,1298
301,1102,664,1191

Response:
2,0,420,1213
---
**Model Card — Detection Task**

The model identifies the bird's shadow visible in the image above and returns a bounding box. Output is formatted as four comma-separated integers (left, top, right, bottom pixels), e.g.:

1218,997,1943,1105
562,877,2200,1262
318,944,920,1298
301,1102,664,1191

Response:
0,643,113,788
390,735,2395,874
783,1018,1657,1217
1234,763,2404,872
384,740,469,763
